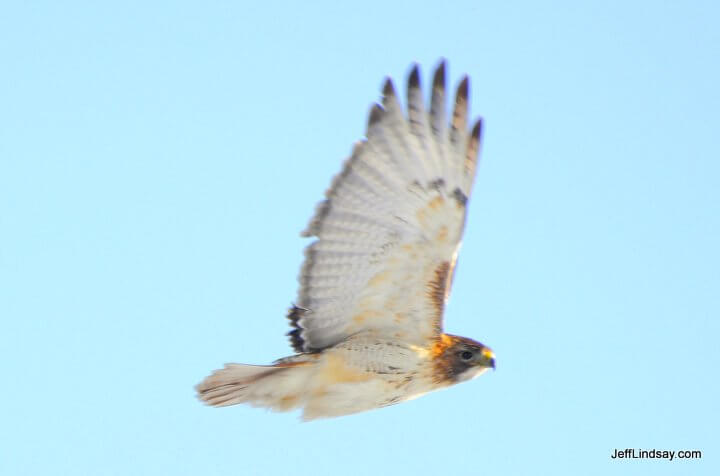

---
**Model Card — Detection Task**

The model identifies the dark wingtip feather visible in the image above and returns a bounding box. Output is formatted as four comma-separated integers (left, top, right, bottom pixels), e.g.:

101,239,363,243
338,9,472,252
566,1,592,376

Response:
430,60,448,137
368,103,385,128
451,75,470,143
382,77,396,99
408,64,421,89
468,118,484,163
457,75,469,103
472,117,484,144
433,60,446,91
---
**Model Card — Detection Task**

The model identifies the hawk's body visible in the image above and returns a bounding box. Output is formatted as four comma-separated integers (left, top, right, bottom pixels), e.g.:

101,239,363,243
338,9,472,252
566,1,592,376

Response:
196,62,495,420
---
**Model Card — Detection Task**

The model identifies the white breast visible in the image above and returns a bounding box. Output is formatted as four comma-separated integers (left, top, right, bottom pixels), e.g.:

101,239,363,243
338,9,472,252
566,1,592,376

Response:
300,334,435,420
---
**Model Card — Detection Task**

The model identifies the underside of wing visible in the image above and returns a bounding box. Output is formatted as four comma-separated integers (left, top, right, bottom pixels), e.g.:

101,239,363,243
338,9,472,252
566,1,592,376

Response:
288,61,483,352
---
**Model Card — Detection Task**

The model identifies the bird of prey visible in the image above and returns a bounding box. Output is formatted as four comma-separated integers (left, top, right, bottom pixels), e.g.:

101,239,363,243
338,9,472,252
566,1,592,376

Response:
196,61,495,420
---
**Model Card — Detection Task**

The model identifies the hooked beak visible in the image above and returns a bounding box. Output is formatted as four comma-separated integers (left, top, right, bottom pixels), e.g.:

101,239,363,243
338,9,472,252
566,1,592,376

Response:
481,347,496,371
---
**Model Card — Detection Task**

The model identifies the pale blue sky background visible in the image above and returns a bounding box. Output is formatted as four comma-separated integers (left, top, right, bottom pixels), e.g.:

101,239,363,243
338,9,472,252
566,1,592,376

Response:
1,1,718,475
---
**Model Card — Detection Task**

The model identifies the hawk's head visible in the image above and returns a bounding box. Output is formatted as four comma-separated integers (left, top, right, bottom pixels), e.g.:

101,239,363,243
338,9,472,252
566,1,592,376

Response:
432,334,496,384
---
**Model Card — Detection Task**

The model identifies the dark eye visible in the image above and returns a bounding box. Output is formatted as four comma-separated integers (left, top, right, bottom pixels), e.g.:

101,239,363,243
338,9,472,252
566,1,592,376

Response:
459,350,474,361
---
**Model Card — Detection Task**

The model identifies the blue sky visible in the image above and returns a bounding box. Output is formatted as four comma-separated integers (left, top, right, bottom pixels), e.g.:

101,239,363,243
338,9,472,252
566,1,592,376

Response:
1,1,718,475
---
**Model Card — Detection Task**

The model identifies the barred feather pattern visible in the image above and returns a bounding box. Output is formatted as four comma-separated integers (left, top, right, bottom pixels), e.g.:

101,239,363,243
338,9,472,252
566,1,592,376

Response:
290,61,483,352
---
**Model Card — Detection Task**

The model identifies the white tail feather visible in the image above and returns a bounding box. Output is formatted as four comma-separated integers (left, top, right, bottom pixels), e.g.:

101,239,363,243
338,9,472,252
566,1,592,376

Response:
195,362,313,412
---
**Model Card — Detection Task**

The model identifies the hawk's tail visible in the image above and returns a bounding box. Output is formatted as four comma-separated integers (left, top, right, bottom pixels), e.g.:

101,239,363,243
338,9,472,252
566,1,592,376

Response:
195,360,313,411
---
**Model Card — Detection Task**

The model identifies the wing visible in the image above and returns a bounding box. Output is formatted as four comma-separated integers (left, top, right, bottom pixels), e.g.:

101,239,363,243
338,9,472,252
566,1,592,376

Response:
288,61,483,352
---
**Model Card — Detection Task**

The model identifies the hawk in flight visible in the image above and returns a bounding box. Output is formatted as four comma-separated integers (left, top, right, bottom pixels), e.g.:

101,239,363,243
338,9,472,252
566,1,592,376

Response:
196,61,495,420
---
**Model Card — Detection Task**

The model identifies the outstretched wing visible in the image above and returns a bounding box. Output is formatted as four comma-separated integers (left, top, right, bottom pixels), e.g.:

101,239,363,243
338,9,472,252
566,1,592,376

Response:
288,61,483,352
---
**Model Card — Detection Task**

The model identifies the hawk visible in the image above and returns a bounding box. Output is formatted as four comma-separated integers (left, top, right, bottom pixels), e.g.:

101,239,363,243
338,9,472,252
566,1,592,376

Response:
196,61,495,420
